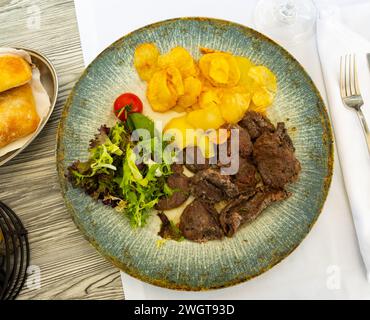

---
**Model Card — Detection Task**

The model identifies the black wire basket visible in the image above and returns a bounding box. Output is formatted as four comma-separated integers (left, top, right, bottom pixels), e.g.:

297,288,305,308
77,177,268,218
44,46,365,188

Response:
0,201,30,300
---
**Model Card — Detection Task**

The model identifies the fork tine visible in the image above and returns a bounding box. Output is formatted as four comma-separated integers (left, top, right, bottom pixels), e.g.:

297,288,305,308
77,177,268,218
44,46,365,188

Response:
349,54,356,95
346,54,352,96
348,54,354,96
344,54,349,96
340,56,345,98
353,54,361,95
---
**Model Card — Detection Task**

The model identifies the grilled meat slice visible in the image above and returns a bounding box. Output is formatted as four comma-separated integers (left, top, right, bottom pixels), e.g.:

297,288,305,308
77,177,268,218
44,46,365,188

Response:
198,169,239,198
239,111,275,140
155,173,190,210
157,212,183,241
253,122,301,189
237,125,253,158
190,168,239,202
276,122,295,151
220,124,253,159
171,163,184,174
183,146,214,173
190,177,225,203
180,200,223,242
233,158,259,193
220,189,290,236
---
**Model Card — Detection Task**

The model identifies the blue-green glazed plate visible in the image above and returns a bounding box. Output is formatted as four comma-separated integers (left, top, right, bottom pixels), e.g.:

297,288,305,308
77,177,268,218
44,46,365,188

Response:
57,18,333,290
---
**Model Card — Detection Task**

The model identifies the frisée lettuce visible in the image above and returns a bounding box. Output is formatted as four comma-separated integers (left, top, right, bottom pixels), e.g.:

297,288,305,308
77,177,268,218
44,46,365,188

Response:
67,117,174,228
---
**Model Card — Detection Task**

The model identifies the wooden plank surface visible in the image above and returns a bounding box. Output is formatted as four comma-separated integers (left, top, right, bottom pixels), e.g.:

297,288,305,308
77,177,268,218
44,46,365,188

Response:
0,0,124,300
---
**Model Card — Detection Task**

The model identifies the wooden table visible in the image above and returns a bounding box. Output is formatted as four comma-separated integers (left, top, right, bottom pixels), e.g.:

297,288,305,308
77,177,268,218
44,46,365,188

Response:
0,0,124,300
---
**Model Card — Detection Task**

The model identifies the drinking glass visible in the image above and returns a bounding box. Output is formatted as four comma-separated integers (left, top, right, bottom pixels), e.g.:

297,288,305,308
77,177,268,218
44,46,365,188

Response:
254,0,317,45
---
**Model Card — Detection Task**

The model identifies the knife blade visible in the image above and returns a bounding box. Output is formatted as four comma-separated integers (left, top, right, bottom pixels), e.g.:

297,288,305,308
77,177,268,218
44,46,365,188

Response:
367,53,370,71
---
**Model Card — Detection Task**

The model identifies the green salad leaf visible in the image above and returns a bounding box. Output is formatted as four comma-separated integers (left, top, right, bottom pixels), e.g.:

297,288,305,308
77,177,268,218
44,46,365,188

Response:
127,112,156,138
67,115,175,228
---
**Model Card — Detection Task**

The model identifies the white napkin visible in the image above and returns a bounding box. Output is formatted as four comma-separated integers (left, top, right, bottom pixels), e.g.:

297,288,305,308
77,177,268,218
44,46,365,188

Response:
316,4,370,281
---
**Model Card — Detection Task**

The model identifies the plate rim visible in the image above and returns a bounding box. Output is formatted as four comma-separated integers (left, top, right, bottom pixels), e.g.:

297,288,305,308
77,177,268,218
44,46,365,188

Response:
56,17,334,291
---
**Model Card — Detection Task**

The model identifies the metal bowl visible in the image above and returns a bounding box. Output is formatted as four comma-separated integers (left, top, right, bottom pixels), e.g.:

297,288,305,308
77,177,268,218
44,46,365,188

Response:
0,47,58,166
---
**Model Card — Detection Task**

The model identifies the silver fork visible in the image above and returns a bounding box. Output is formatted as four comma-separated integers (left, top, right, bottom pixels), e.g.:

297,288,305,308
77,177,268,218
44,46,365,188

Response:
340,54,370,154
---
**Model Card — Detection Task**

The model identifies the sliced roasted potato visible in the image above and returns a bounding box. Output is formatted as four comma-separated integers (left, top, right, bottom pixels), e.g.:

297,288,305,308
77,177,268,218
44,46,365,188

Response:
235,56,256,90
219,91,251,124
251,87,274,109
164,115,197,149
147,69,178,112
166,66,184,95
219,85,249,95
135,44,277,130
248,102,268,114
158,46,197,78
199,47,220,54
198,89,221,109
177,76,202,108
186,105,225,130
235,56,254,74
134,43,160,81
248,66,277,93
199,52,240,87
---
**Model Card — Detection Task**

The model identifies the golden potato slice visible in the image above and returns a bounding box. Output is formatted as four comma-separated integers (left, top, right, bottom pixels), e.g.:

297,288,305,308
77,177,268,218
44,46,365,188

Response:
199,47,219,54
209,58,229,84
134,43,160,81
219,85,249,95
177,76,202,108
166,66,184,95
199,47,233,55
252,87,274,109
163,115,217,157
164,115,192,132
248,102,267,114
219,91,251,124
235,56,256,89
198,74,214,92
158,47,197,78
189,102,201,111
147,69,178,112
164,115,197,149
186,105,225,130
199,52,240,87
248,66,277,93
235,56,254,73
198,89,220,109
172,105,185,113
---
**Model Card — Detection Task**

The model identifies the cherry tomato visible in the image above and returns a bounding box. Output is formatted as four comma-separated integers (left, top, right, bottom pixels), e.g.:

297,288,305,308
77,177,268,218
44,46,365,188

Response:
113,93,143,121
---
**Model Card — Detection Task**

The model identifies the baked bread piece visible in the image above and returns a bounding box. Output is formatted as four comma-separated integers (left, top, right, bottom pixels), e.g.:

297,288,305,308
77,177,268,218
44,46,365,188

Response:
0,83,40,148
0,55,32,93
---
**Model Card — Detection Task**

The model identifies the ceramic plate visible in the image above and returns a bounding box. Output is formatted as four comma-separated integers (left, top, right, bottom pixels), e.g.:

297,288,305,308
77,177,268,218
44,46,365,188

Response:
57,18,333,290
